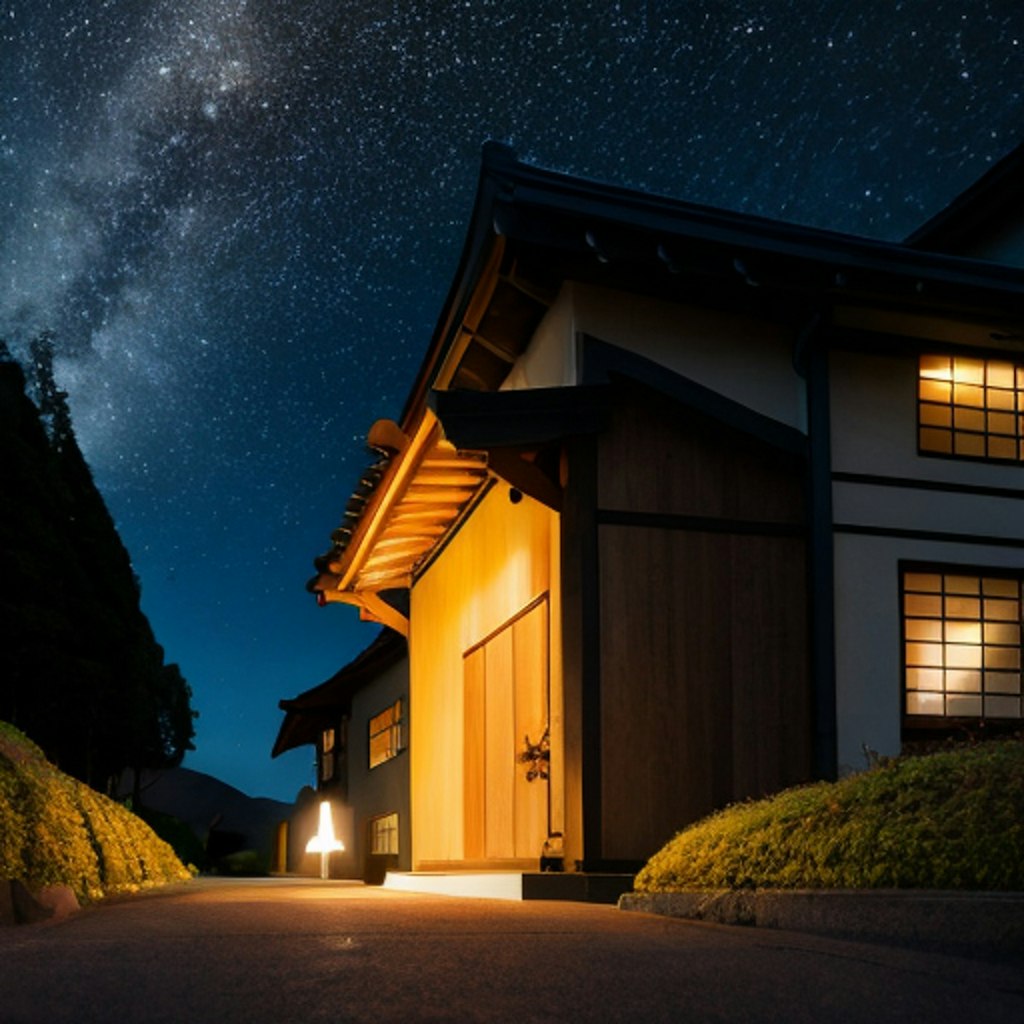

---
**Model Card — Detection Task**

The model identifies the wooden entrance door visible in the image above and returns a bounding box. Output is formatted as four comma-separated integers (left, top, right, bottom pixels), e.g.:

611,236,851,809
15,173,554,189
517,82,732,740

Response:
464,598,549,863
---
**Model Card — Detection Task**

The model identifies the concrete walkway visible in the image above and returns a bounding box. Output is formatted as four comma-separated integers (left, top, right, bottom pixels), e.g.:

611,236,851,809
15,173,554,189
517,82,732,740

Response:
1,878,1021,1023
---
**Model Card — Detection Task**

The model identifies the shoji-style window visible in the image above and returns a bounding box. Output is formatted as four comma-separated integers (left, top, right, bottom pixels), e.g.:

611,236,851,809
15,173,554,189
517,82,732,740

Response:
369,812,399,855
368,699,405,769
903,568,1022,720
918,354,1024,462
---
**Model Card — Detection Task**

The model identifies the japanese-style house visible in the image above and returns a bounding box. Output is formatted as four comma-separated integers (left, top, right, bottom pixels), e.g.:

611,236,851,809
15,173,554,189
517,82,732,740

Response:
272,627,410,880
304,142,1024,876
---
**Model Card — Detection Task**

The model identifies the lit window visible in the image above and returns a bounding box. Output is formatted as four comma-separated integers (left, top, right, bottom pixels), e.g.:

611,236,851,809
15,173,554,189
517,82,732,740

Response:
903,569,1022,720
368,699,405,769
369,812,399,855
918,355,1024,462
320,727,336,782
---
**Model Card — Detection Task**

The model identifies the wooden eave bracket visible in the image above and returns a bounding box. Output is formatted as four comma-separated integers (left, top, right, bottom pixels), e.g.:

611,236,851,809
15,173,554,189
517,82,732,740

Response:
486,449,563,512
317,408,490,633
328,591,410,637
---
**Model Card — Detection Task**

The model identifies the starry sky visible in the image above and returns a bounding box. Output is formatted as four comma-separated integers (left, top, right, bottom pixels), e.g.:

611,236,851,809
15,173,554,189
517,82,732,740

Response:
2,1,1021,801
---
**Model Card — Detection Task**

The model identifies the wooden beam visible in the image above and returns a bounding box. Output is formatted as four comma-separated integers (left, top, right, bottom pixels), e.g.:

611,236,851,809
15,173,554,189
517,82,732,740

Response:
400,487,478,505
330,591,409,636
487,450,563,512
335,410,441,591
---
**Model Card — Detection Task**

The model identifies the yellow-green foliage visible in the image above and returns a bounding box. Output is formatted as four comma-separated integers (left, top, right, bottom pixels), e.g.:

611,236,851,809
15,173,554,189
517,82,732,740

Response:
0,721,191,903
635,741,1024,893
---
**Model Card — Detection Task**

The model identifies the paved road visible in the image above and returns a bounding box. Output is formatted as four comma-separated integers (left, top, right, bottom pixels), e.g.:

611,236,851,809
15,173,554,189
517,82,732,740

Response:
0,878,1021,1023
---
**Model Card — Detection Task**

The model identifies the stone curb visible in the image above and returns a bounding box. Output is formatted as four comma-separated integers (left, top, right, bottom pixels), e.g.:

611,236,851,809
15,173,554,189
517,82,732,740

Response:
618,890,1024,959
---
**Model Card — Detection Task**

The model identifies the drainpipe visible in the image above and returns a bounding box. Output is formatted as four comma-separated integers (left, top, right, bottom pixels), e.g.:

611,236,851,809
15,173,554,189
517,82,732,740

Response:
795,313,838,781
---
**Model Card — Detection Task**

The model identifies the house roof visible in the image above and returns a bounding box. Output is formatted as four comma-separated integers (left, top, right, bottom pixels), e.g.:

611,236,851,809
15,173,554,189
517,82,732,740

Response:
308,144,1024,622
307,408,490,632
401,142,1024,429
904,142,1024,254
272,627,407,758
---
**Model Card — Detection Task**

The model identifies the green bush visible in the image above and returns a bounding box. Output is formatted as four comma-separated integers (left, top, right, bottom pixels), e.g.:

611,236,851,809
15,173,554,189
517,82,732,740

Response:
215,849,268,877
138,808,207,870
0,721,191,903
635,740,1024,893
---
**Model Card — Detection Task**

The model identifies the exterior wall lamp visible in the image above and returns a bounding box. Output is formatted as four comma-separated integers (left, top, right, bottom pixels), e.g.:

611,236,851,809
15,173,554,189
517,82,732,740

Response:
306,800,344,879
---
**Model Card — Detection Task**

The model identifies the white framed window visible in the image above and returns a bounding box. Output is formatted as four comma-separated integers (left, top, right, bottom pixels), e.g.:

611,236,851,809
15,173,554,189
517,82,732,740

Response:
903,567,1022,721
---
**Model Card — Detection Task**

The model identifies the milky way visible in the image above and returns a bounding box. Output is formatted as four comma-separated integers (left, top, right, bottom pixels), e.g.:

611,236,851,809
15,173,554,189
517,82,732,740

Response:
2,1,1022,799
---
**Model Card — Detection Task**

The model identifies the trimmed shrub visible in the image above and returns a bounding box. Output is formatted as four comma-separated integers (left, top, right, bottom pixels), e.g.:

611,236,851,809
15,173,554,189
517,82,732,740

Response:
635,740,1024,892
0,721,191,903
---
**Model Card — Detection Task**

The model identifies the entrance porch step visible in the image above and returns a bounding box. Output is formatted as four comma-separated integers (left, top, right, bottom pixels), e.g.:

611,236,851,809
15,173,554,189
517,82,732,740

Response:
382,871,634,904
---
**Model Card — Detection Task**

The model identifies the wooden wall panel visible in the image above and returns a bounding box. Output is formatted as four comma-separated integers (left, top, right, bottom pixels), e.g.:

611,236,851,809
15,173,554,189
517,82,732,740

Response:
409,485,560,866
597,382,804,523
513,601,550,858
594,379,810,865
598,525,811,863
463,648,486,861
484,630,516,859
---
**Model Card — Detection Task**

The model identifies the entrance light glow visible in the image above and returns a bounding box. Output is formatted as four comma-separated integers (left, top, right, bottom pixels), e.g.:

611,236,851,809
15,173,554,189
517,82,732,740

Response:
306,800,344,879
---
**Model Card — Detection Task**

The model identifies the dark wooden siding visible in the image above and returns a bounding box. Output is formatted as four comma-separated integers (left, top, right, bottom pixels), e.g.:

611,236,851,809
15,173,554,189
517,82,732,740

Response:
594,383,812,863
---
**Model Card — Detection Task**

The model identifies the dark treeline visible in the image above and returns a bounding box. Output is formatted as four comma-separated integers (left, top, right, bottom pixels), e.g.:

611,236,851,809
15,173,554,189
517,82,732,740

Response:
0,336,195,798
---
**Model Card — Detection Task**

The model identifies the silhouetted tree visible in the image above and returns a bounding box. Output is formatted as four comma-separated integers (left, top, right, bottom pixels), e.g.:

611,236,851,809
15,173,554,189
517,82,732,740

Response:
0,333,196,792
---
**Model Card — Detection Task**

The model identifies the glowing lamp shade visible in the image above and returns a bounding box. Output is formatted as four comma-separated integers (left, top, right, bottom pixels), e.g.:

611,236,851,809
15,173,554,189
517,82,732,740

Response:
306,800,345,879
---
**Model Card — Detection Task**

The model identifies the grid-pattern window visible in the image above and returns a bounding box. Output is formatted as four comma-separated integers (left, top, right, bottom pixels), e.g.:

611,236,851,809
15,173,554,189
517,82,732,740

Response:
903,569,1022,720
368,699,405,769
369,812,399,855
918,354,1024,462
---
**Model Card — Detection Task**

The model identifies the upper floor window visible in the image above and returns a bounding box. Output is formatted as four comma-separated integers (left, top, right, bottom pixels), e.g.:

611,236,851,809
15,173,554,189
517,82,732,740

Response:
903,567,1022,721
320,727,336,783
918,355,1024,463
368,698,405,769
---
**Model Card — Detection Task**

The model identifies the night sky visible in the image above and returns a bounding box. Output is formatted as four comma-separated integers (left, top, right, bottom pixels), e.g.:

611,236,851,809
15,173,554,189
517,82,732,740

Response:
2,2,1021,801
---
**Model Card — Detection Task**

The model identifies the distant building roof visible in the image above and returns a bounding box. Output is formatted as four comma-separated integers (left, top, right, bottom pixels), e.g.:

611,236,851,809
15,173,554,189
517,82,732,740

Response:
271,628,407,758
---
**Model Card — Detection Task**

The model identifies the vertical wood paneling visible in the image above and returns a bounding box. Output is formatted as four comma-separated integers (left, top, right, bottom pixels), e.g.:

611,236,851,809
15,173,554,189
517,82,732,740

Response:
595,380,810,865
463,647,486,861
513,601,550,858
597,381,804,523
410,485,560,866
599,526,810,862
484,628,515,858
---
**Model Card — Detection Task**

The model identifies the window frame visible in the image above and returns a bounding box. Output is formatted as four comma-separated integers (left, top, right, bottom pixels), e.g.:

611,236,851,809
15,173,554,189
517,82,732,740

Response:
368,698,406,770
368,812,399,856
917,353,1024,465
319,726,336,783
900,562,1023,731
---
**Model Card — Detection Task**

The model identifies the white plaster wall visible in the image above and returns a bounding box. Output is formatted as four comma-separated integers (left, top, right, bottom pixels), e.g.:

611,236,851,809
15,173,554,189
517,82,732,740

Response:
830,346,1024,775
833,480,1024,540
500,286,576,390
829,348,1024,492
834,534,1024,778
503,281,807,431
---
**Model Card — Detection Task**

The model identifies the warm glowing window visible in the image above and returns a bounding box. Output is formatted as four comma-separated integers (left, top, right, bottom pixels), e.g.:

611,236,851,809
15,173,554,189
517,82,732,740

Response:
903,569,1022,720
369,812,399,855
368,699,405,769
918,355,1024,462
320,727,336,782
